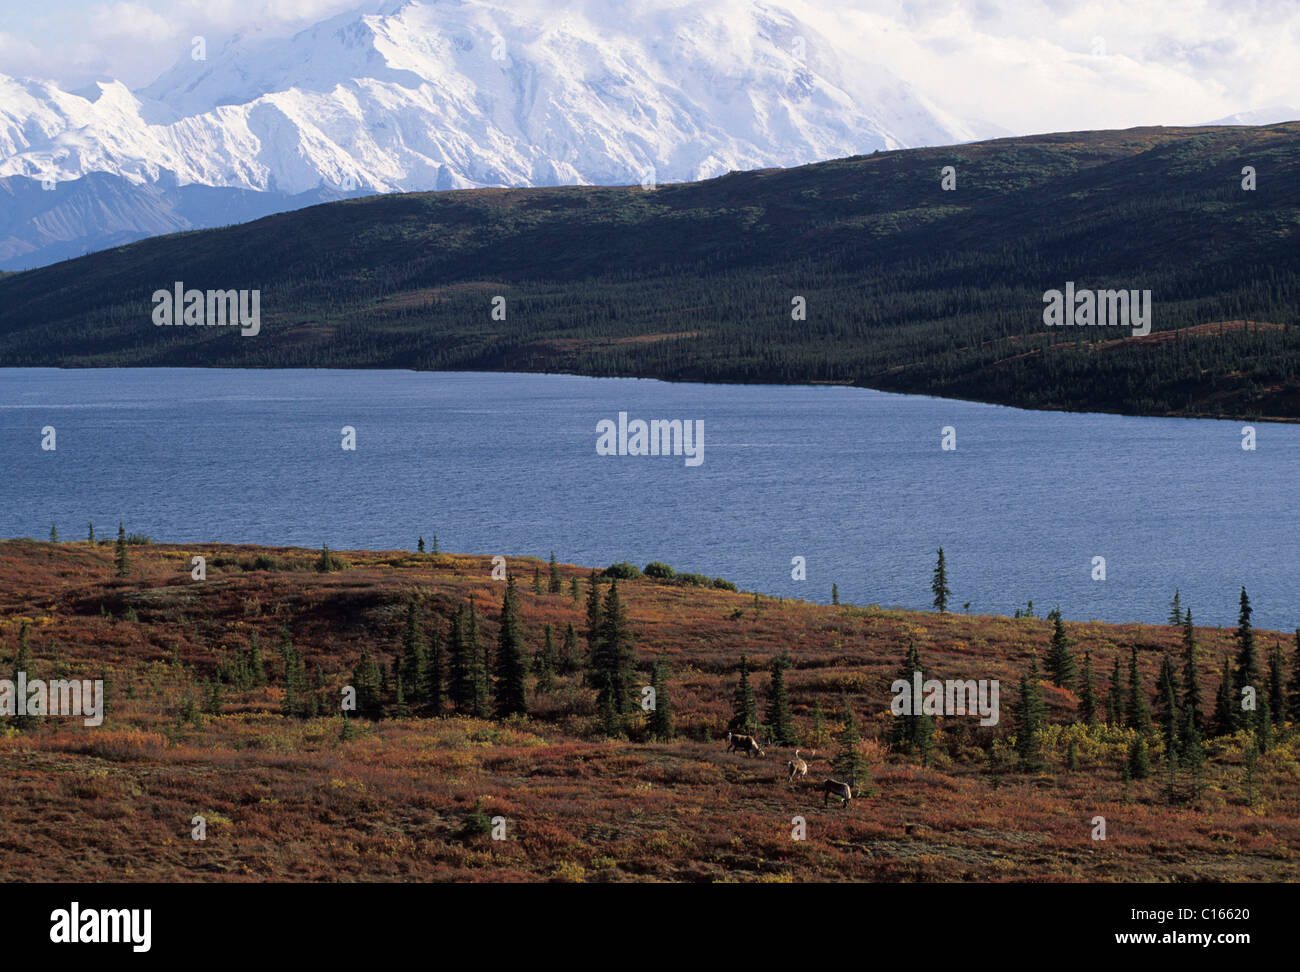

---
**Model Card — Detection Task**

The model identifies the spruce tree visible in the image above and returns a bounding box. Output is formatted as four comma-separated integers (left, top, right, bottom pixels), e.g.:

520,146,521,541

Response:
1127,734,1151,780
649,660,674,739
87,522,94,543
593,579,636,728
1154,653,1181,729
1243,739,1259,806
1012,655,1046,769
11,622,36,730
394,675,408,716
531,567,543,595
559,622,580,675
494,575,529,717
1045,608,1076,690
1211,654,1237,737
728,654,758,735
831,699,872,796
1156,653,1181,763
831,583,839,605
399,596,427,707
417,536,425,553
1181,610,1202,730
1180,706,1206,782
1079,650,1098,726
49,523,57,543
569,576,580,602
114,522,129,577
1255,693,1273,753
888,640,933,761
1106,656,1124,726
246,634,266,688
1126,646,1151,731
204,678,223,717
584,570,602,675
931,548,950,613
809,701,831,750
278,631,309,718
464,598,491,718
1268,642,1285,726
1168,588,1183,626
425,619,446,716
765,654,797,747
596,690,620,736
447,607,468,712
351,646,383,718
1289,629,1300,724
315,544,342,572
1233,587,1258,729
548,552,562,594
533,624,556,695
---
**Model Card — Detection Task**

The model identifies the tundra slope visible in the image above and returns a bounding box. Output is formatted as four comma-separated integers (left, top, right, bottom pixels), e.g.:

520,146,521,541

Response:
0,538,1296,882
2,125,1300,419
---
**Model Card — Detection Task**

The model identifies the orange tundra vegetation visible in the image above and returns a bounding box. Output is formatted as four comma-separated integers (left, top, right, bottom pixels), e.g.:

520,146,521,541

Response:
0,537,1297,882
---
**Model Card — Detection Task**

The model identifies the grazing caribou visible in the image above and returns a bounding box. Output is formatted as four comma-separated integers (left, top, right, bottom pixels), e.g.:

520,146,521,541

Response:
821,778,852,808
726,731,765,757
786,749,808,784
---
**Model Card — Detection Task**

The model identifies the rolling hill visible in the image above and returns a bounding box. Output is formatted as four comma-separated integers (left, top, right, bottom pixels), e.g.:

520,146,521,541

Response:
3,123,1300,418
0,0,989,269
0,537,1296,881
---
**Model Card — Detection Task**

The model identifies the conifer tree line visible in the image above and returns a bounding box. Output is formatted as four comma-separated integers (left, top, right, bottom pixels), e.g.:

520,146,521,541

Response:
995,586,1299,789
225,562,676,738
724,650,874,795
854,582,1300,798
24,529,1300,790
9,125,1300,425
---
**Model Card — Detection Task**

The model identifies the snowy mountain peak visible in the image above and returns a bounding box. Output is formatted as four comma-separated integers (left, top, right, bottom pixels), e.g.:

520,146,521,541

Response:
0,0,1010,269
1,0,989,197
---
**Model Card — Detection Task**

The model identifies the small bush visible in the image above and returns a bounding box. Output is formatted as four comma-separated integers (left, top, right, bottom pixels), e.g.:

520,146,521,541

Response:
459,799,493,838
712,578,738,591
602,561,642,580
315,545,345,573
643,561,676,580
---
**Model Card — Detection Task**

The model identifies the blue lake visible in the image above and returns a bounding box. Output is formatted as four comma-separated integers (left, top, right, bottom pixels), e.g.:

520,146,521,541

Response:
1,368,1295,630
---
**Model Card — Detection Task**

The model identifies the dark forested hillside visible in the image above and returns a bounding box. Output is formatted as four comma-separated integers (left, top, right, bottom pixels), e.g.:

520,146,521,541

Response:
3,124,1300,418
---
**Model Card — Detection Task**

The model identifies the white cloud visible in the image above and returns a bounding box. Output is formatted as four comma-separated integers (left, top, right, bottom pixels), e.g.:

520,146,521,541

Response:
4,0,1300,128
0,31,46,79
4,0,361,86
783,0,1300,131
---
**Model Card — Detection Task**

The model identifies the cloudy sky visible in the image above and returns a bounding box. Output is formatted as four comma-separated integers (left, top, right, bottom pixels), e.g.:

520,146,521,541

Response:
1,0,1298,133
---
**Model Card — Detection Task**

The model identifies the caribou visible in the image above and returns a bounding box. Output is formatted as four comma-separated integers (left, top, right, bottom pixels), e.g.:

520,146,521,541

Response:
786,749,808,784
821,779,852,808
725,731,765,757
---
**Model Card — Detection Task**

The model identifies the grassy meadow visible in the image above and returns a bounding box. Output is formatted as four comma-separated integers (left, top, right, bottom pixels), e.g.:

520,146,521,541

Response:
1,537,1296,882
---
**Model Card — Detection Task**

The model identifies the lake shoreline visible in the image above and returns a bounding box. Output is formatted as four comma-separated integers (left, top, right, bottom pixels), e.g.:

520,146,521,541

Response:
4,367,1294,630
8,364,1296,426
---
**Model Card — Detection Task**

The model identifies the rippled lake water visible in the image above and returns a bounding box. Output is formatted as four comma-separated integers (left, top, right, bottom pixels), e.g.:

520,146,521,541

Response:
2,368,1295,629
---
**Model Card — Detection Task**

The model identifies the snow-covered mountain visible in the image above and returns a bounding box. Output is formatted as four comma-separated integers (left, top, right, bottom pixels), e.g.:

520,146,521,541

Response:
0,0,994,269
1201,106,1300,127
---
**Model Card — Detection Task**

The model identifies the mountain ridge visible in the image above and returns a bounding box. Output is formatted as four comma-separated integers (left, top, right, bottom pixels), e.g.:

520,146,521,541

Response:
0,0,993,268
3,122,1299,420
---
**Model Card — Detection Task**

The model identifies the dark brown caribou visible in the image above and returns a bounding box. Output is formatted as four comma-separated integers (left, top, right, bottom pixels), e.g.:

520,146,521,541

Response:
725,731,765,757
821,778,852,807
